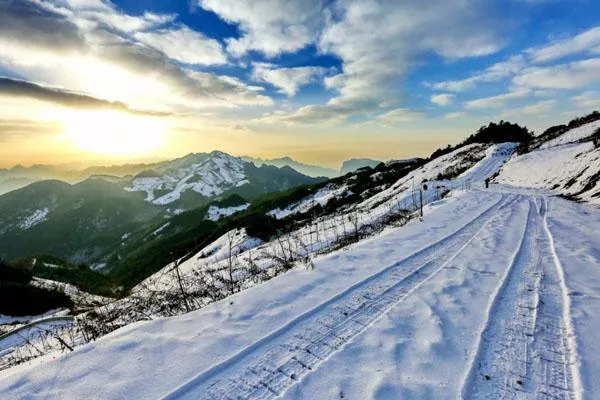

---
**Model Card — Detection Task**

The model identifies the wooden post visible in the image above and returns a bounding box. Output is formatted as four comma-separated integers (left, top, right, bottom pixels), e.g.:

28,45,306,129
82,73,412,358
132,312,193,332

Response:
419,188,423,218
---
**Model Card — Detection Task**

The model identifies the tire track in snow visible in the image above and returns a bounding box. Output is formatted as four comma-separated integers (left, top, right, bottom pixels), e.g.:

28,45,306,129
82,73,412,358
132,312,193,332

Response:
536,197,582,399
462,196,581,399
162,194,517,400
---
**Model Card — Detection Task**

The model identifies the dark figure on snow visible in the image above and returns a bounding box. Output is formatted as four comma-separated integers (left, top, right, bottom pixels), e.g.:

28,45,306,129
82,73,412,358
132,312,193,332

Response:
485,177,490,189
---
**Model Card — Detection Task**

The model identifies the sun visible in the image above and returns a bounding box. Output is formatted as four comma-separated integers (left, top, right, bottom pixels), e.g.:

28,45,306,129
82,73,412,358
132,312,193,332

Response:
63,110,165,157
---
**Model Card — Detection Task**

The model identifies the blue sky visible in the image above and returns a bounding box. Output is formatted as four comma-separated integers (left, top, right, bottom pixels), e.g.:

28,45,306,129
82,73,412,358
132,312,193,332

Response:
0,0,599,167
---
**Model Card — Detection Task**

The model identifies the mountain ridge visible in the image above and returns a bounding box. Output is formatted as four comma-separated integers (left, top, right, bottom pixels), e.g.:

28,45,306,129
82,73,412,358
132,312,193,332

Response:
242,155,338,178
0,151,323,267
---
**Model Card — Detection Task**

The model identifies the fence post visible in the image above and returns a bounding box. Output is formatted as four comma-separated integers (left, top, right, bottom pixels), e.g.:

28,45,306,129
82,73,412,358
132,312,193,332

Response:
419,188,423,218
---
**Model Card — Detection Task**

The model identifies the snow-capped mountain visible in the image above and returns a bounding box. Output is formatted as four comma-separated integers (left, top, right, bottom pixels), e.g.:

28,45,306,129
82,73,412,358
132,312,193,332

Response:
125,151,249,205
125,151,320,208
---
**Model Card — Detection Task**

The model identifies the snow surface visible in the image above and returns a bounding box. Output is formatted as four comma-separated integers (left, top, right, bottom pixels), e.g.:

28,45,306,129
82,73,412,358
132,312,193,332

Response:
17,208,48,230
539,119,600,149
30,278,109,307
152,222,170,236
133,228,264,293
206,203,250,221
0,310,68,326
268,184,348,219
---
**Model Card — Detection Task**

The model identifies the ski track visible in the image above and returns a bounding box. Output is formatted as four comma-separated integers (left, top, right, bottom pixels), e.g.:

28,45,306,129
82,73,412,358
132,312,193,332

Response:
162,194,518,400
462,196,581,399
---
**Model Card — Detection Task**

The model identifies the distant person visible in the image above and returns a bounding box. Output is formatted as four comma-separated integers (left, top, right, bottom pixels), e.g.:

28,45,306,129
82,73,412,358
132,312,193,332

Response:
485,177,490,189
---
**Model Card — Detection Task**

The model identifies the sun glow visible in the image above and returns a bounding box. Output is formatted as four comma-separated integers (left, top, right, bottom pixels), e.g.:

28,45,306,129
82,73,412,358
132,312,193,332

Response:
63,110,166,157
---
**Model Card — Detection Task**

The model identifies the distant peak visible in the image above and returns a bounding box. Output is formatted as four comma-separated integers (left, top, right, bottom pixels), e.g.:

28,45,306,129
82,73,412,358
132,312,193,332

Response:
209,150,237,159
276,156,295,162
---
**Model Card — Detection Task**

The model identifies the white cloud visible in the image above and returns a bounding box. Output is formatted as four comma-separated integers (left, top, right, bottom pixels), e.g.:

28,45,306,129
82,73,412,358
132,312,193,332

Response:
571,91,600,110
252,63,329,97
201,0,507,121
256,105,348,126
527,26,600,63
430,93,455,106
0,1,271,115
427,55,526,92
520,99,557,114
513,58,600,89
38,0,175,33
500,99,557,117
318,0,505,117
198,0,324,57
377,108,424,122
134,26,227,65
445,111,469,119
184,71,274,107
465,89,531,109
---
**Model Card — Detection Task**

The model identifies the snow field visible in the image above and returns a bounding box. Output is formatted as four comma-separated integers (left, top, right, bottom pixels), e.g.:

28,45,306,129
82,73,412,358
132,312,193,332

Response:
18,208,49,230
1,142,513,368
0,190,504,399
206,203,250,221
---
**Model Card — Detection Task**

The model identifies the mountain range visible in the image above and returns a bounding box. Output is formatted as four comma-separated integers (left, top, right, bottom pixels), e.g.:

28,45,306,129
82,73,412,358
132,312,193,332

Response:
339,158,382,175
242,156,339,178
0,155,383,196
0,151,322,279
244,156,384,178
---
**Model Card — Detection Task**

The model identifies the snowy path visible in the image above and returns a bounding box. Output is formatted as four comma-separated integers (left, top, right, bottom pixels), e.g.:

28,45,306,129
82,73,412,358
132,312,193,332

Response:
163,194,517,399
463,197,581,399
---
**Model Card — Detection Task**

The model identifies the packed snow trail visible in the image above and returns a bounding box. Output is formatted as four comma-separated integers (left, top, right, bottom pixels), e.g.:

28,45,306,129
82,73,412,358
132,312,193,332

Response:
543,197,600,398
462,197,581,399
162,194,516,399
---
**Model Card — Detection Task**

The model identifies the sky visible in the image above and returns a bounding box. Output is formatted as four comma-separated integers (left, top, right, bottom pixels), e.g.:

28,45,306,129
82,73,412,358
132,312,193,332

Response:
0,0,599,169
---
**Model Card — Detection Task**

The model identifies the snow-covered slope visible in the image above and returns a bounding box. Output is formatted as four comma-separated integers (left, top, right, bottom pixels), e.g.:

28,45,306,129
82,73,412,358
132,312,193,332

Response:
539,119,600,149
3,189,598,399
361,143,515,210
268,183,349,219
125,151,248,205
136,143,515,302
206,203,250,221
497,121,600,204
16,208,49,230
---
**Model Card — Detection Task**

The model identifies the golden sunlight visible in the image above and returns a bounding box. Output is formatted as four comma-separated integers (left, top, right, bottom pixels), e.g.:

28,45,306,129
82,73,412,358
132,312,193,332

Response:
63,110,165,156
